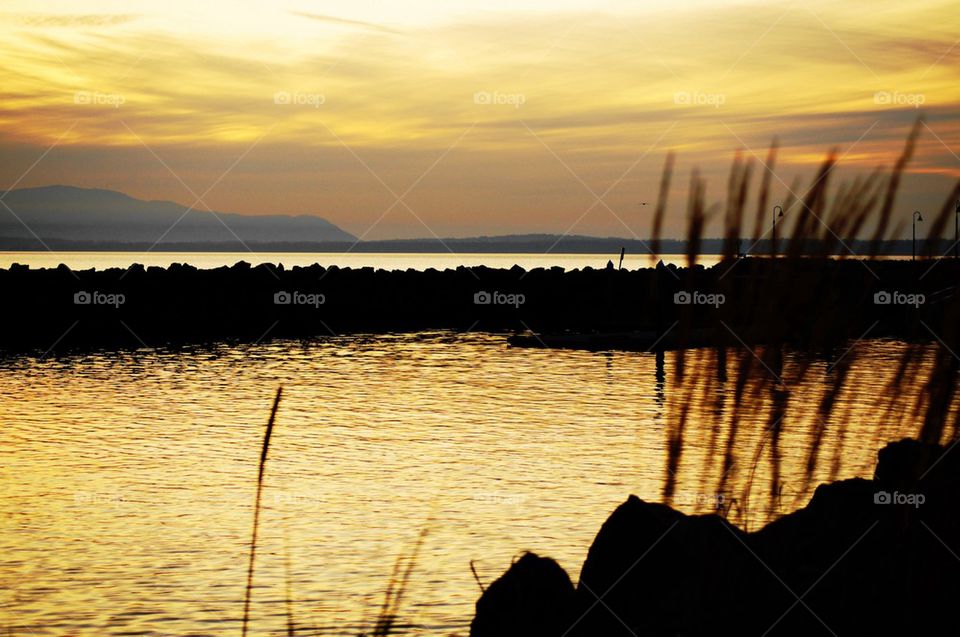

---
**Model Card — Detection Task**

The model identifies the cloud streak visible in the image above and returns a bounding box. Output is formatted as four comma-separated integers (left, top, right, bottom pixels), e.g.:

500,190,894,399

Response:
289,11,400,34
0,0,958,237
6,12,138,27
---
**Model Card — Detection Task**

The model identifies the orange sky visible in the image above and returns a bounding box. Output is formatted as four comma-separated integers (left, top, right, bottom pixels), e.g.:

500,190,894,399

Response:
1,0,959,239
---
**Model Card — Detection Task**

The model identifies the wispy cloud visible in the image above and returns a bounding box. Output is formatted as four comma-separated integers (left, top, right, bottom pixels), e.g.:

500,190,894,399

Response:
7,12,138,28
0,0,957,237
289,11,400,34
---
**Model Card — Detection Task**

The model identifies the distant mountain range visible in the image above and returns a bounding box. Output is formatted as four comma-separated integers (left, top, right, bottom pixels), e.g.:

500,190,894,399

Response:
0,185,946,256
0,185,356,245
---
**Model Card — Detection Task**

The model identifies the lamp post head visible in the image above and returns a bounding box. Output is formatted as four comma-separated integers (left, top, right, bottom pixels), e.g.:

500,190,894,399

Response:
774,205,783,217
914,210,923,222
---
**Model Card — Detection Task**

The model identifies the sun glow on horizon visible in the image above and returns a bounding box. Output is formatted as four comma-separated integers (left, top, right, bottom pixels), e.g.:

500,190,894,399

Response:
1,0,959,238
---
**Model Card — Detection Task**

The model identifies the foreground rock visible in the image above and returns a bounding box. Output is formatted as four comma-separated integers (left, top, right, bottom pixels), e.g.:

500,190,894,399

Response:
471,439,960,636
470,552,575,637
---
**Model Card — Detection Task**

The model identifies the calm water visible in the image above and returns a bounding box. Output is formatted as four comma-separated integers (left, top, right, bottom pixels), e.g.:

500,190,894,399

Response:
0,251,722,271
0,333,922,636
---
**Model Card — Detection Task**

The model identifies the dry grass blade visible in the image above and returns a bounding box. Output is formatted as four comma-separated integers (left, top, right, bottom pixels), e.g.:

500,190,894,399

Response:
651,152,674,257
653,117,960,527
284,529,296,637
869,119,922,256
750,140,778,249
361,525,432,637
241,386,284,637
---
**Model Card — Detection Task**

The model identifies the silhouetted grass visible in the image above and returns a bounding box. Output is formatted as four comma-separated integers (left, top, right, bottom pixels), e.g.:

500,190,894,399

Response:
241,386,283,636
652,117,960,526
236,387,441,637
234,120,960,633
283,528,297,637
361,525,432,637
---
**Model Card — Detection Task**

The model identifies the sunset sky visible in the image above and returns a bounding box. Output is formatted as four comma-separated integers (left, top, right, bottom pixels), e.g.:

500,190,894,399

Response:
1,0,959,239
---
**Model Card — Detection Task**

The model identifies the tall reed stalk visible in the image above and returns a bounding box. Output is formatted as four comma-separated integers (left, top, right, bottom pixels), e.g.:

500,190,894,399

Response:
241,387,283,637
652,118,960,525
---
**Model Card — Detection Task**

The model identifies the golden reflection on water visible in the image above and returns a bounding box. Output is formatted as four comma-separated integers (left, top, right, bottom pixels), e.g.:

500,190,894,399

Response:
0,333,922,635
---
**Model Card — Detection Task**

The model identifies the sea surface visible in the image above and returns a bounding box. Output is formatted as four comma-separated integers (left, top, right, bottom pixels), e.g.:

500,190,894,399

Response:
1,332,923,636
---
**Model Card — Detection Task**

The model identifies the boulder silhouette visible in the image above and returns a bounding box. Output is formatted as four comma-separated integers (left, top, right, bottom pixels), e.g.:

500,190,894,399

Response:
473,439,960,637
572,498,757,636
470,552,575,637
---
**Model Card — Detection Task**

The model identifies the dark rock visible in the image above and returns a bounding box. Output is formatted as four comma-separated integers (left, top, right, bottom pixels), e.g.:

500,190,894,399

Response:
475,439,960,637
2,259,959,351
471,552,575,637
875,437,953,486
572,498,757,636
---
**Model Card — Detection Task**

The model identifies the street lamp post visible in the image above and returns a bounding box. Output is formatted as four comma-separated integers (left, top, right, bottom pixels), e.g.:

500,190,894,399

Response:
772,205,784,257
913,210,923,261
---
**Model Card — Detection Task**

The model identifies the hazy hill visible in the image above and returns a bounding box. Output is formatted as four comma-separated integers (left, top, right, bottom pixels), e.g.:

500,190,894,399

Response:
0,185,356,244
0,186,936,255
